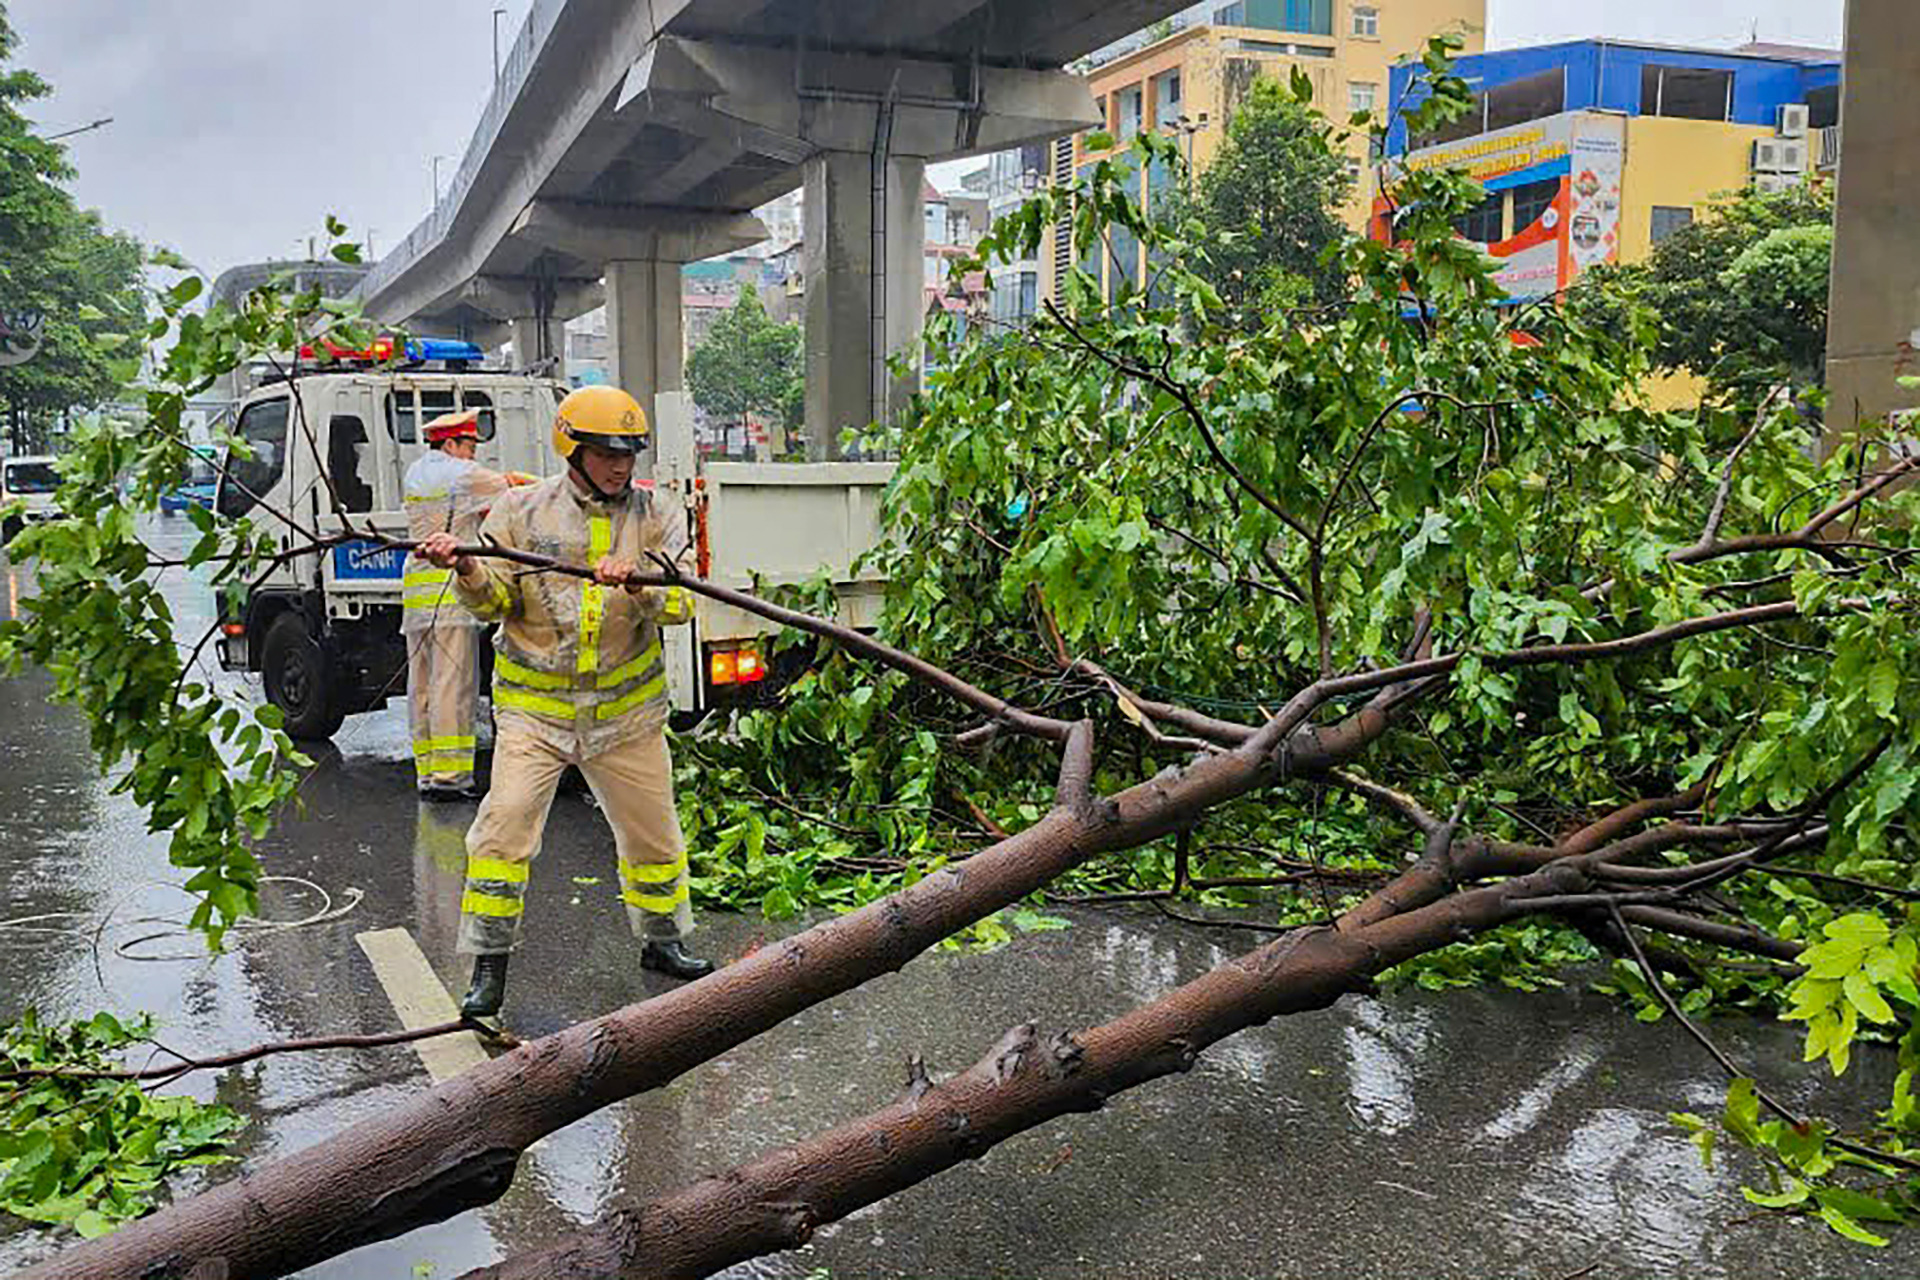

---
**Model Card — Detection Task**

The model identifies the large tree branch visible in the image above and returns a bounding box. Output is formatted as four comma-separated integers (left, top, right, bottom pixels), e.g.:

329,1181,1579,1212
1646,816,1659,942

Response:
32,634,1403,1280
461,803,1814,1280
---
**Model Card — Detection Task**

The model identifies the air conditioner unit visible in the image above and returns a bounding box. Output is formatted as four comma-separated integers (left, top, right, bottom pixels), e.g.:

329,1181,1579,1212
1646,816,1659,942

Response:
1752,171,1801,194
1777,103,1810,138
1752,139,1804,172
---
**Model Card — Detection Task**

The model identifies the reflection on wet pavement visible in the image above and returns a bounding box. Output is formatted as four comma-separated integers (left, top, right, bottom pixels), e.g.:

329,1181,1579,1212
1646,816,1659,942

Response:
2,523,1917,1279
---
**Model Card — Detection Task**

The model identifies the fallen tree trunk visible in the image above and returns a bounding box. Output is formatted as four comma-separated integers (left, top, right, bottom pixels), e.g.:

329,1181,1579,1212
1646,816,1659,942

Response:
462,823,1778,1279
28,706,1394,1280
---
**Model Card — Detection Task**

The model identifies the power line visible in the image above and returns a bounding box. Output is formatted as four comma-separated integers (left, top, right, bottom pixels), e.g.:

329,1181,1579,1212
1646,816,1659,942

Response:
44,116,113,141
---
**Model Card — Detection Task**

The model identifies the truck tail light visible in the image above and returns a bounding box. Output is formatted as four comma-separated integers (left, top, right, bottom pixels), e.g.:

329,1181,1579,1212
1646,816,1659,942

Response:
709,646,766,687
221,623,246,638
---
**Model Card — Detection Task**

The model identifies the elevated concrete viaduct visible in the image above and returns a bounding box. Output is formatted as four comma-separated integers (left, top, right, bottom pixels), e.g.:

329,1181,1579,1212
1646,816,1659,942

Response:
352,0,1190,455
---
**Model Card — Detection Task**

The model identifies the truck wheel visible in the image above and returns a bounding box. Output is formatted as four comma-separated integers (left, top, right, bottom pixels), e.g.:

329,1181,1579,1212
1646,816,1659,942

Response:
1,517,20,547
262,613,347,740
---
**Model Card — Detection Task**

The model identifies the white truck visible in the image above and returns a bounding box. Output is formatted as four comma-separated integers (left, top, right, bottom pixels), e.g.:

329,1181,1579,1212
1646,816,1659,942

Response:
1,454,61,546
211,347,892,739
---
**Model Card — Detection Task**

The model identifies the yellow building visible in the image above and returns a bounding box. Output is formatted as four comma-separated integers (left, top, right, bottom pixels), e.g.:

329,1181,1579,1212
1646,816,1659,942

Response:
1376,39,1841,297
1057,0,1486,296
1371,40,1841,403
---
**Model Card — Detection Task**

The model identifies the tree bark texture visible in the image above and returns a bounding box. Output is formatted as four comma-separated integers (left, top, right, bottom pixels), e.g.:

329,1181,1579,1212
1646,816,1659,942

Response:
461,838,1649,1278
28,701,1394,1280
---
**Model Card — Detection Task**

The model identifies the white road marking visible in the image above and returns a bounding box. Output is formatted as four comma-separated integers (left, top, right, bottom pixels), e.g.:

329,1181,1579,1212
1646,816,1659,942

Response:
355,927,493,1084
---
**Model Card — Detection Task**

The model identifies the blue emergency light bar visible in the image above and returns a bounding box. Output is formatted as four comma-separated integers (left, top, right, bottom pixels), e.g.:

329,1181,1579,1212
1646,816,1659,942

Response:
409,337,485,363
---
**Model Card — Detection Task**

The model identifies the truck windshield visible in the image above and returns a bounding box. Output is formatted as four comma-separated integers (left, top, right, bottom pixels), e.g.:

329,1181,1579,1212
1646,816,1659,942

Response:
217,397,290,520
3,461,58,494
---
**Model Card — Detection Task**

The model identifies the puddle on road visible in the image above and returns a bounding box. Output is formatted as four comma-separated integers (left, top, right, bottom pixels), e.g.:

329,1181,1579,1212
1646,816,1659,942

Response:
2,528,1917,1278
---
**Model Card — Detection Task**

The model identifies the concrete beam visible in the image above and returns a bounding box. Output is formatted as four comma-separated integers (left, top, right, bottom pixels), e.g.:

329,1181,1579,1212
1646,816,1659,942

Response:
1826,0,1920,437
651,136,743,203
827,0,986,48
626,37,1102,160
508,200,768,268
459,275,605,323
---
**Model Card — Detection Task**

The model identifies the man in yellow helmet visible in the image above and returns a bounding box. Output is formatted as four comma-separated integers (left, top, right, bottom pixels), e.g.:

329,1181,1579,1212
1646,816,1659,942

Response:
400,409,513,799
417,385,705,1018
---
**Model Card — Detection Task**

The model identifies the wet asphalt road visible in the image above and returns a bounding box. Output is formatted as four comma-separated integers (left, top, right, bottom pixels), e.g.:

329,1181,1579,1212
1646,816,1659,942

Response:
1,518,1916,1280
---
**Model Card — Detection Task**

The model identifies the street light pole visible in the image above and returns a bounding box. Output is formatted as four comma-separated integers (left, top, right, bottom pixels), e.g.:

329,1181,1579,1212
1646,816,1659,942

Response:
1173,113,1208,192
493,7,509,81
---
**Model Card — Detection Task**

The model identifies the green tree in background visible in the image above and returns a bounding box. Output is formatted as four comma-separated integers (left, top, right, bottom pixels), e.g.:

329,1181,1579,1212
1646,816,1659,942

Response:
686,288,802,443
1160,74,1352,318
0,1,144,453
1574,182,1833,405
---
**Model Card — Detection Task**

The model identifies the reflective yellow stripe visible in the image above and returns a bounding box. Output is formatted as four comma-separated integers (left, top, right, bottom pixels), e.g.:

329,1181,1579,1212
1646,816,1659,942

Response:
495,687,576,719
577,516,612,677
597,642,662,690
404,592,457,610
406,491,450,504
462,892,524,917
413,736,477,756
417,753,474,770
495,654,570,690
622,883,690,913
467,857,530,884
483,579,513,618
658,586,693,624
596,675,665,720
620,857,686,885
404,569,454,586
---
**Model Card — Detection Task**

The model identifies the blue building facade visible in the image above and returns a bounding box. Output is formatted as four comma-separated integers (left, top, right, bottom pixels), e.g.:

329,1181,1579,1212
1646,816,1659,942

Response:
1384,40,1841,157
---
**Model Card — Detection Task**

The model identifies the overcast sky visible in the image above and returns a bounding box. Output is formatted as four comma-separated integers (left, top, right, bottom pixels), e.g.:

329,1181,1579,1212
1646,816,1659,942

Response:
11,0,1845,279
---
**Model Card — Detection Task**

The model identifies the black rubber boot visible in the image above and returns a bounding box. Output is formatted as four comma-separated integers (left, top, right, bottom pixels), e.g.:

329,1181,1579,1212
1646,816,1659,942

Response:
461,953,510,1018
640,940,714,980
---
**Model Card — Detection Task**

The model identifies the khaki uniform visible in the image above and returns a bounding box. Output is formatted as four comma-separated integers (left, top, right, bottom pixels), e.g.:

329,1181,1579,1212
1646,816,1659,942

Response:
450,474,695,954
401,450,509,789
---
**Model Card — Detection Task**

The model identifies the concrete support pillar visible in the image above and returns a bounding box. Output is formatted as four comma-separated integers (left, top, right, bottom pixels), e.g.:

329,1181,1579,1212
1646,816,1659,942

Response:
605,259,684,402
803,150,927,460
509,315,565,381
1825,0,1920,438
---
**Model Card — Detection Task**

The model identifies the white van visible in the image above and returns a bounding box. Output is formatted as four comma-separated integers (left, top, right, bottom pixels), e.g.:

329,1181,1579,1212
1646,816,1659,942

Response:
0,454,60,545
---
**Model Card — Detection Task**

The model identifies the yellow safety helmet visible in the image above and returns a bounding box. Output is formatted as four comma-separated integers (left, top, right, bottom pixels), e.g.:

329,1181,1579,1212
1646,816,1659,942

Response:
553,385,649,460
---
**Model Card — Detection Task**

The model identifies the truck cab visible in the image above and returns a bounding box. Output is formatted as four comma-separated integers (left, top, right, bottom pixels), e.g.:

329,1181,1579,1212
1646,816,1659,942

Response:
213,345,566,737
1,454,60,545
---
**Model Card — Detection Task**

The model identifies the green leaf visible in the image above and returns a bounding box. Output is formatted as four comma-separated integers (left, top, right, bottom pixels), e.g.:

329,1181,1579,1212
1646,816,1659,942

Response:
72,1208,114,1238
1724,1078,1761,1145
1742,1179,1810,1209
1815,1185,1907,1225
1867,661,1900,718
1844,971,1896,1025
1818,1204,1890,1246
